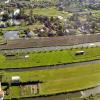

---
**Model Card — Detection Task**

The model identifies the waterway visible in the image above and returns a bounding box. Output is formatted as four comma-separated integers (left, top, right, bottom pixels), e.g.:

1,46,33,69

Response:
20,92,81,100
2,59,100,72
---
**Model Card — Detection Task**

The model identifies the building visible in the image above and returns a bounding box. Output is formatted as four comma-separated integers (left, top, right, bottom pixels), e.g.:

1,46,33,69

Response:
0,83,4,100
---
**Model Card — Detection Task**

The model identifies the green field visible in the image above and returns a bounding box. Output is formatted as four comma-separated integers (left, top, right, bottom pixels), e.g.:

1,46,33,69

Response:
92,10,100,18
1,22,43,32
25,7,72,18
1,7,70,32
3,63,100,99
0,47,100,69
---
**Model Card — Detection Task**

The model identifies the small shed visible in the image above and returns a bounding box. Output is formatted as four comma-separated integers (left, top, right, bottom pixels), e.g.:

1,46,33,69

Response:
11,76,20,83
89,43,96,47
75,51,85,56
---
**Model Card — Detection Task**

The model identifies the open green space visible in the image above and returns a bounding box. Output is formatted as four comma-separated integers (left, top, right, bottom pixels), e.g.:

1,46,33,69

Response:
10,86,21,98
3,63,100,99
92,10,100,18
0,47,100,69
25,7,72,18
1,22,43,31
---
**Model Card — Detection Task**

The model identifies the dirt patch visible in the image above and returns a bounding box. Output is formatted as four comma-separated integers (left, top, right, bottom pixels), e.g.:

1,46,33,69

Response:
0,34,100,50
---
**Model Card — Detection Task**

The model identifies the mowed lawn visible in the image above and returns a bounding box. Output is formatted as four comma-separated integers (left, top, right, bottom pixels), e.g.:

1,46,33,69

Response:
0,47,100,69
3,63,100,97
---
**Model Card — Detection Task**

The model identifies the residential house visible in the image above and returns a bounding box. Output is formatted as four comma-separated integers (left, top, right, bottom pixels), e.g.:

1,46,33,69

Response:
0,82,4,100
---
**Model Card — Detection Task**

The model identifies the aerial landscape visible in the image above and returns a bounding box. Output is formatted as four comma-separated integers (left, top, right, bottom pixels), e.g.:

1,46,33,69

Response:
0,0,100,100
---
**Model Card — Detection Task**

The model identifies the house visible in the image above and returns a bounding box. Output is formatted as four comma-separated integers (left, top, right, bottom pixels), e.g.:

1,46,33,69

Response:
14,9,20,17
0,82,4,100
4,31,19,40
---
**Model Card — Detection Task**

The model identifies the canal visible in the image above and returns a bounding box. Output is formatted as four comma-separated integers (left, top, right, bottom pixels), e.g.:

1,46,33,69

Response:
20,92,81,100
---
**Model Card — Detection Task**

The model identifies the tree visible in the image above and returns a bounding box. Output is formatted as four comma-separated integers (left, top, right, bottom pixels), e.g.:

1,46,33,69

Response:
2,13,9,21
91,21,96,34
29,9,33,17
20,8,25,17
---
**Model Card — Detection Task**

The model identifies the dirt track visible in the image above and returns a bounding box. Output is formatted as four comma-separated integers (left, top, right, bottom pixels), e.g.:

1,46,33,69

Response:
0,34,100,50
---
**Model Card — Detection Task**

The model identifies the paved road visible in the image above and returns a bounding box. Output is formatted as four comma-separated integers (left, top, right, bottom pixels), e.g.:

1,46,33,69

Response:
1,59,100,72
1,42,100,53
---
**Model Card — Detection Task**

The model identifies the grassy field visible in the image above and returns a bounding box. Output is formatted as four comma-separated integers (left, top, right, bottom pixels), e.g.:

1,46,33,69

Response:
0,47,100,69
3,63,100,99
92,10,100,18
25,7,72,18
1,22,43,32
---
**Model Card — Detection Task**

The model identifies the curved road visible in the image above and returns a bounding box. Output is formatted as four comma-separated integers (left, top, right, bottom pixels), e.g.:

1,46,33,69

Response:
1,59,100,72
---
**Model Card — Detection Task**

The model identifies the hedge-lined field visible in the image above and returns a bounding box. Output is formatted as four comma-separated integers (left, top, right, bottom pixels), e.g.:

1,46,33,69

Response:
3,63,100,98
0,47,100,69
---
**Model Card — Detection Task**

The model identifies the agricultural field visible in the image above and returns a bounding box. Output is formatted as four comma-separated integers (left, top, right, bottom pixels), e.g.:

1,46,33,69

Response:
2,63,100,99
0,47,100,69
